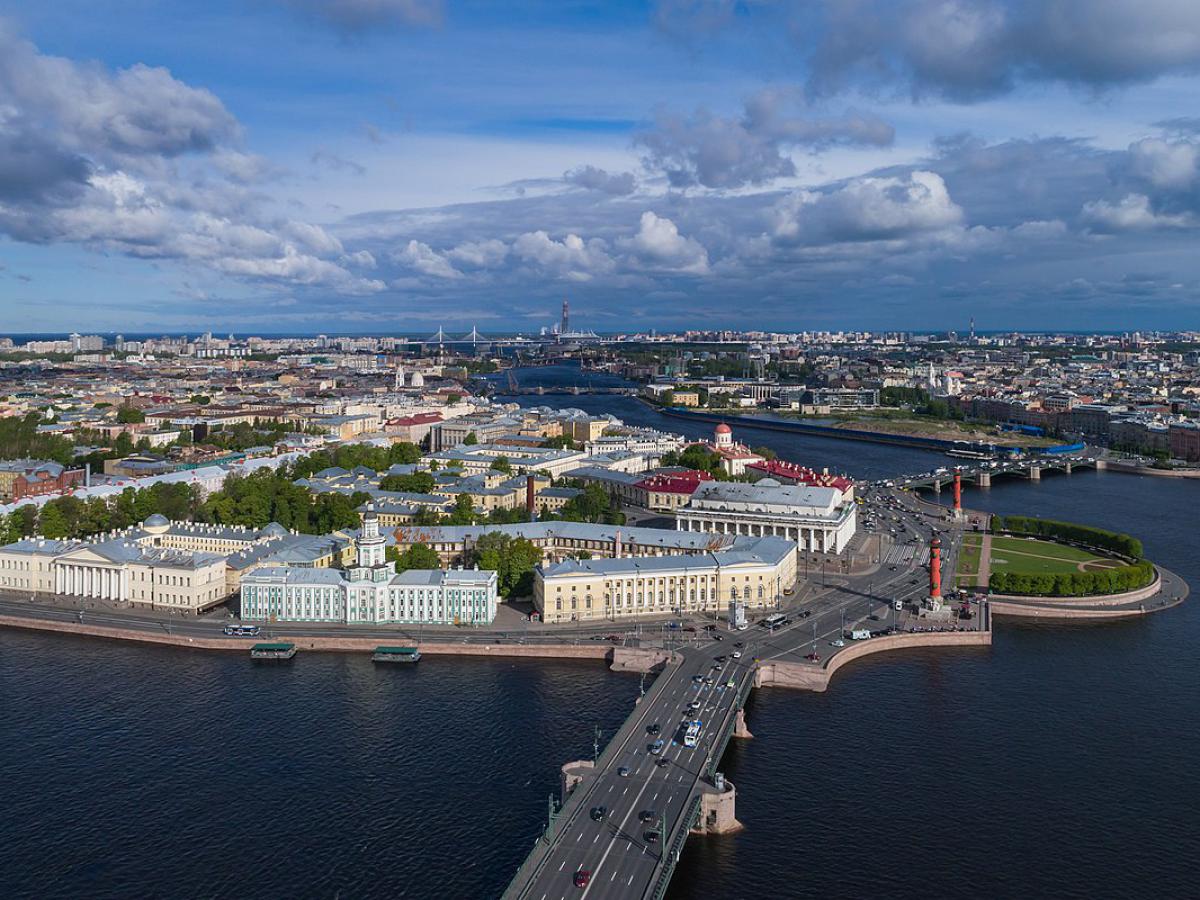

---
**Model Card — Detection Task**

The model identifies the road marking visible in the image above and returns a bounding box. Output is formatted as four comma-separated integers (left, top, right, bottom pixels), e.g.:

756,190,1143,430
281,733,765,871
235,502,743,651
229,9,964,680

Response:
558,861,566,871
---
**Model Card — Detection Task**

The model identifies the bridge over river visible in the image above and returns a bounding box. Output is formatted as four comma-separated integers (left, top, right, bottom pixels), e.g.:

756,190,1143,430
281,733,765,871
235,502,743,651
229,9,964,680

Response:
899,452,1100,491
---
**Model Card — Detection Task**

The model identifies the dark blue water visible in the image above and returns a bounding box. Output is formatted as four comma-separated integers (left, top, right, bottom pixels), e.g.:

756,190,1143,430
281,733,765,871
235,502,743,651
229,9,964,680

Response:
3,366,1197,899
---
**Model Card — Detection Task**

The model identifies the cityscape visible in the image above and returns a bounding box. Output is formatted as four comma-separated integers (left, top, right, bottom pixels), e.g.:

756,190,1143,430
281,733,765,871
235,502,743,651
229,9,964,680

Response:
3,3,1200,900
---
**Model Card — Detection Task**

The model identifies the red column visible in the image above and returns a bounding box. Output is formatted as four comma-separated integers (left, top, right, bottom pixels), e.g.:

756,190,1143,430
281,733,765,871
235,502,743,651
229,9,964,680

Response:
526,474,536,515
953,471,962,512
929,536,942,599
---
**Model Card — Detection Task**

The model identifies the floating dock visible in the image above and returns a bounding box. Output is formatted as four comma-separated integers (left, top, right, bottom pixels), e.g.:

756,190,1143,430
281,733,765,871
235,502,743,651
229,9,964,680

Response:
250,642,297,660
372,645,421,663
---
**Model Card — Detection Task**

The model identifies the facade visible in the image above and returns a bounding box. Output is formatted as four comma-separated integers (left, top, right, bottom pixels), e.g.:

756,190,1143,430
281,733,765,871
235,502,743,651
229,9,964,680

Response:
240,506,498,625
745,459,855,501
0,460,87,501
676,479,857,554
534,536,797,624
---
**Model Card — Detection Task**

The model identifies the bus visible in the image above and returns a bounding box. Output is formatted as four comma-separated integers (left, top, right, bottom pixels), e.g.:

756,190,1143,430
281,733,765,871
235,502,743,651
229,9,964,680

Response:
224,624,261,637
683,720,702,748
761,613,786,631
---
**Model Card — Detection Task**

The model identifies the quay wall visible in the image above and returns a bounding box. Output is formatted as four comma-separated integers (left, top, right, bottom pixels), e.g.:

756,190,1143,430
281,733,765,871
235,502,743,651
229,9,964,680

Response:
756,629,992,693
0,615,612,660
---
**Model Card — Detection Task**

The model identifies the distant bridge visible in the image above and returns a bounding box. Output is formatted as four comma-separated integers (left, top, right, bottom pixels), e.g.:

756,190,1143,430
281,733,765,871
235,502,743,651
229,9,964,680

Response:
902,454,1102,491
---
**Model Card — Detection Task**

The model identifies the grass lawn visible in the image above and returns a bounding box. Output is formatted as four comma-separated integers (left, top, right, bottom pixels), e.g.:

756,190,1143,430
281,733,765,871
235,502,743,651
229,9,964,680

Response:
957,533,982,576
987,536,1112,576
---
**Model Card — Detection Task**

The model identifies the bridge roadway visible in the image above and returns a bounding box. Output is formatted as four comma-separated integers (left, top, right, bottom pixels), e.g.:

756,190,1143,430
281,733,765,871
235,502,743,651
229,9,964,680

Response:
503,643,753,900
897,451,1098,491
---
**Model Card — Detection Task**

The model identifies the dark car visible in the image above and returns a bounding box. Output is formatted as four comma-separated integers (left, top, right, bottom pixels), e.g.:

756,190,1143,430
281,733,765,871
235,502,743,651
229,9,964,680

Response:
647,723,661,735
617,766,630,777
733,641,744,648
590,806,606,821
655,757,669,767
644,830,659,843
639,809,657,822
799,610,811,618
805,652,820,661
712,634,723,641
574,870,591,888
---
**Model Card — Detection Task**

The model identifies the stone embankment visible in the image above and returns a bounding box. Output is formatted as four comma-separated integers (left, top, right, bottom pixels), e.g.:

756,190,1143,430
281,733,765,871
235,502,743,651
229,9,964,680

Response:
755,629,992,693
0,614,613,660
988,564,1187,619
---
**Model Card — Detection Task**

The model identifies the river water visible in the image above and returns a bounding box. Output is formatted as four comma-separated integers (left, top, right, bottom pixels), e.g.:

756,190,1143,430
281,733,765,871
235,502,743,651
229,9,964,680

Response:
2,366,1197,899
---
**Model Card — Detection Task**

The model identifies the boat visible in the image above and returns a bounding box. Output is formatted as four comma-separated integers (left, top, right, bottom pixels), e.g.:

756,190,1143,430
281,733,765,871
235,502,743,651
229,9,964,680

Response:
250,642,296,660
372,646,421,663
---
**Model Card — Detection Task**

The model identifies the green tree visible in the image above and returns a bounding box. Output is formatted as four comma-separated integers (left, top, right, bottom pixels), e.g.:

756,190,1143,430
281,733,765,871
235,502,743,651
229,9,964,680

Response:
447,493,475,525
38,503,69,539
379,472,436,494
752,445,777,461
387,442,422,465
116,406,145,424
387,542,441,572
463,431,479,446
490,455,513,475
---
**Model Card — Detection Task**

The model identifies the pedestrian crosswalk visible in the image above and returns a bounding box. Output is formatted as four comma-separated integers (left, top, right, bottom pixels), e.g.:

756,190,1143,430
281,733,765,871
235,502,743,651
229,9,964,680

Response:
883,544,930,567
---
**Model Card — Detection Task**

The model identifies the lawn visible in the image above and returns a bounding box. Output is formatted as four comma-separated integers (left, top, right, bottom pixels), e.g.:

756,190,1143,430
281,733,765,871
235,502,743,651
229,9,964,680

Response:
955,533,982,587
987,536,1112,576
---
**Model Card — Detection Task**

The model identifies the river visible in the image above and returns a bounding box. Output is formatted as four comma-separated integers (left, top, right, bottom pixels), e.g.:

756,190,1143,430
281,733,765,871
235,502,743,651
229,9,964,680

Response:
2,366,1197,899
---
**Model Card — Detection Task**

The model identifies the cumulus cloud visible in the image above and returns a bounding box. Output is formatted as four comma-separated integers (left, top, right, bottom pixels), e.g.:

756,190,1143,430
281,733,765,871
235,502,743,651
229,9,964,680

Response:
447,238,510,268
512,231,614,281
772,171,963,244
279,0,443,31
658,0,1200,102
619,211,710,273
564,165,637,195
636,89,893,189
1082,194,1195,231
394,239,463,278
1126,138,1199,191
0,26,382,296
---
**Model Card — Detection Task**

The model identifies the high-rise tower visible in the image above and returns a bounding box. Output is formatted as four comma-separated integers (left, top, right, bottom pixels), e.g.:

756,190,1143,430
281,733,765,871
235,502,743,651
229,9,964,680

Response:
561,299,569,335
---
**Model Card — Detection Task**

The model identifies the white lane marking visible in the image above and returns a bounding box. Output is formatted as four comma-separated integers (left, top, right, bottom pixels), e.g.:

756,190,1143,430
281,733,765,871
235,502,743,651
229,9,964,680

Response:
558,861,566,871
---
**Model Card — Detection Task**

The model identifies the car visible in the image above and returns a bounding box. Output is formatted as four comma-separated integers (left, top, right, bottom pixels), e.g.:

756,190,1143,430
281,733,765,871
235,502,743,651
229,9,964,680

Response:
799,610,811,618
574,870,591,888
712,634,723,641
829,639,845,647
688,700,701,711
692,674,704,684
725,679,736,688
703,676,714,684
733,641,744,648
617,766,630,777
647,723,661,735
639,809,657,822
684,626,697,633
805,652,821,661
711,662,721,670
731,651,742,659
644,830,659,843
649,739,665,754
655,757,670,767
590,806,606,821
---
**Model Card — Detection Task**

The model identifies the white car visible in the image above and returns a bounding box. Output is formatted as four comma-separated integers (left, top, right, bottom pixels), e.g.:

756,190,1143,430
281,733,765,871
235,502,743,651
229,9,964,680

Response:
731,651,742,659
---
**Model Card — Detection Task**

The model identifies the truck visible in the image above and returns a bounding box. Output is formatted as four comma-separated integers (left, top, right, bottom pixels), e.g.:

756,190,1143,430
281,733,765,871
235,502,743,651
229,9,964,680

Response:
849,628,872,641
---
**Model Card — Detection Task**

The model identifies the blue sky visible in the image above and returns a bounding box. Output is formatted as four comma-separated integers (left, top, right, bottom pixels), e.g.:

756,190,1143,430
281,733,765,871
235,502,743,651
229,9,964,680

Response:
2,0,1200,333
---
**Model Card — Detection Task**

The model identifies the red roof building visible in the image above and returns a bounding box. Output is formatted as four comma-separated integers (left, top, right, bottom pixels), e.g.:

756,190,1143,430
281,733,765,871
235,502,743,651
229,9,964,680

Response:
745,459,854,499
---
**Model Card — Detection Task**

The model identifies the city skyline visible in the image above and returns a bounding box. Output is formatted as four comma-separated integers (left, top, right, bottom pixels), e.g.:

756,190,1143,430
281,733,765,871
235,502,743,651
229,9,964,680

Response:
3,2,1200,331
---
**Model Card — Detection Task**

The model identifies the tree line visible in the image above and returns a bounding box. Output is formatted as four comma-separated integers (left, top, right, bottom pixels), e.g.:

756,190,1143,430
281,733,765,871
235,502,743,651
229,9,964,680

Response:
989,561,1154,597
991,515,1144,559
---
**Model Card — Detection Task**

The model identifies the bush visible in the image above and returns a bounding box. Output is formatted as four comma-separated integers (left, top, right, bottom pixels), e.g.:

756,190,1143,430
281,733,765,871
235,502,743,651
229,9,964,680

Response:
990,559,1154,596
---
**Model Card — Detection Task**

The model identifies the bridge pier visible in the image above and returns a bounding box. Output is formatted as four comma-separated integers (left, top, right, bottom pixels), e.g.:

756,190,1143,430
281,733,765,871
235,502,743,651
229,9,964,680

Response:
932,480,941,494
560,760,594,799
733,708,753,739
1028,466,1041,481
977,472,991,488
691,778,742,835
1065,462,1072,474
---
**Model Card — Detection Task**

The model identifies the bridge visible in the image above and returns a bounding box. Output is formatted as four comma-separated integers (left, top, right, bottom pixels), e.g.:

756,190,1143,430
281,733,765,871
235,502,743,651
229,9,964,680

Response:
901,452,1100,491
502,645,755,900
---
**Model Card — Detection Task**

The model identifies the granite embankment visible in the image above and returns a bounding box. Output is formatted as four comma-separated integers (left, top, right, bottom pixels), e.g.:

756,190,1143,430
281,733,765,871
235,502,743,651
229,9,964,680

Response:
755,629,993,693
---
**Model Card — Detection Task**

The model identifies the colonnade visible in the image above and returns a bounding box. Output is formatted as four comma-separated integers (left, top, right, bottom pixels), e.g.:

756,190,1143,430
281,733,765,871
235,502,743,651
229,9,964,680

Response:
677,516,832,553
54,564,129,601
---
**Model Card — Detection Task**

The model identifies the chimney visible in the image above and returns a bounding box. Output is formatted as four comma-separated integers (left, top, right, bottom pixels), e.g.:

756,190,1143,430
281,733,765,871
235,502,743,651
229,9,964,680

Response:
526,474,536,516
614,528,622,559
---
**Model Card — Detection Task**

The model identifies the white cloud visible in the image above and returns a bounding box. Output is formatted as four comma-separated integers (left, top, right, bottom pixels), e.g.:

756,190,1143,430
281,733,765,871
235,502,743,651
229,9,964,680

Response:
1127,138,1200,190
394,239,463,278
620,211,710,274
1082,193,1195,231
512,230,614,281
447,238,510,268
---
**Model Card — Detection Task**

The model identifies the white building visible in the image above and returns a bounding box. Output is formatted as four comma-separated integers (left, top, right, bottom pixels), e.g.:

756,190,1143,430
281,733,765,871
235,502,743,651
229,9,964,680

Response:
676,478,857,554
239,505,498,625
534,535,797,624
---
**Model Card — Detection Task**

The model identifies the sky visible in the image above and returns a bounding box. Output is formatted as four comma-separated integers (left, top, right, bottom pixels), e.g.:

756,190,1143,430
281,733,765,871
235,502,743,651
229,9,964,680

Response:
2,0,1200,334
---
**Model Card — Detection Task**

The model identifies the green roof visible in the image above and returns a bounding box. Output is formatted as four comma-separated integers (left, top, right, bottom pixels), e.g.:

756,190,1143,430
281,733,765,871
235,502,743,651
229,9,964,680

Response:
374,646,419,654
252,642,295,651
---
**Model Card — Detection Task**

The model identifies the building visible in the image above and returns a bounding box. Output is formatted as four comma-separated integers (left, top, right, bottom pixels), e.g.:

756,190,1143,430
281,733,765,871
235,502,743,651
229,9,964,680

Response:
0,460,87,501
390,521,735,567
689,423,764,476
745,459,855,501
534,535,797,623
570,466,713,510
239,506,498,625
676,479,857,554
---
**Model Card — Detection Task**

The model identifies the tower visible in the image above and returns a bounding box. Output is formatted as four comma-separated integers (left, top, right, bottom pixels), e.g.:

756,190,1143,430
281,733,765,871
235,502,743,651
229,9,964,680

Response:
969,317,976,342
356,504,387,569
952,470,962,518
714,422,733,449
927,536,943,610
561,299,569,335
394,363,405,390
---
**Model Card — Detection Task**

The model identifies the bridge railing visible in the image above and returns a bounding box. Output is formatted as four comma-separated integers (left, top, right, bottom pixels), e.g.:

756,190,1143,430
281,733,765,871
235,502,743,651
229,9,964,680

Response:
647,794,702,900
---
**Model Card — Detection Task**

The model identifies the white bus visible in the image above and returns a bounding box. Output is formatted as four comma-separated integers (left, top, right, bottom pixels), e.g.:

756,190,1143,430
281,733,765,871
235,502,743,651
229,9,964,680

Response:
761,613,786,631
683,720,702,748
224,624,260,637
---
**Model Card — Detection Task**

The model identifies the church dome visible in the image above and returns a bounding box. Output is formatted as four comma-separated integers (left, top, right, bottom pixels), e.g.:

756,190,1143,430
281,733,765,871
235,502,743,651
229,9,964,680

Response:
260,522,289,538
714,422,732,435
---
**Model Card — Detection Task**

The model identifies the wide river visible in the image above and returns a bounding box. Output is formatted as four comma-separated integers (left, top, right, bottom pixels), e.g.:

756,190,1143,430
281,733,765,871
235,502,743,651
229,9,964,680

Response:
2,368,1197,899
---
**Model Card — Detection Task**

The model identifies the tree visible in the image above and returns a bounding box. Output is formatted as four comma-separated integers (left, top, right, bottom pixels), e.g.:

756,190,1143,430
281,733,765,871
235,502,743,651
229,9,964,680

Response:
38,504,69,539
116,406,145,424
490,456,513,475
463,431,479,446
387,542,441,572
447,493,475,525
470,532,542,597
447,393,462,405
379,472,436,494
189,394,211,405
541,434,578,450
752,446,777,461
387,442,422,465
